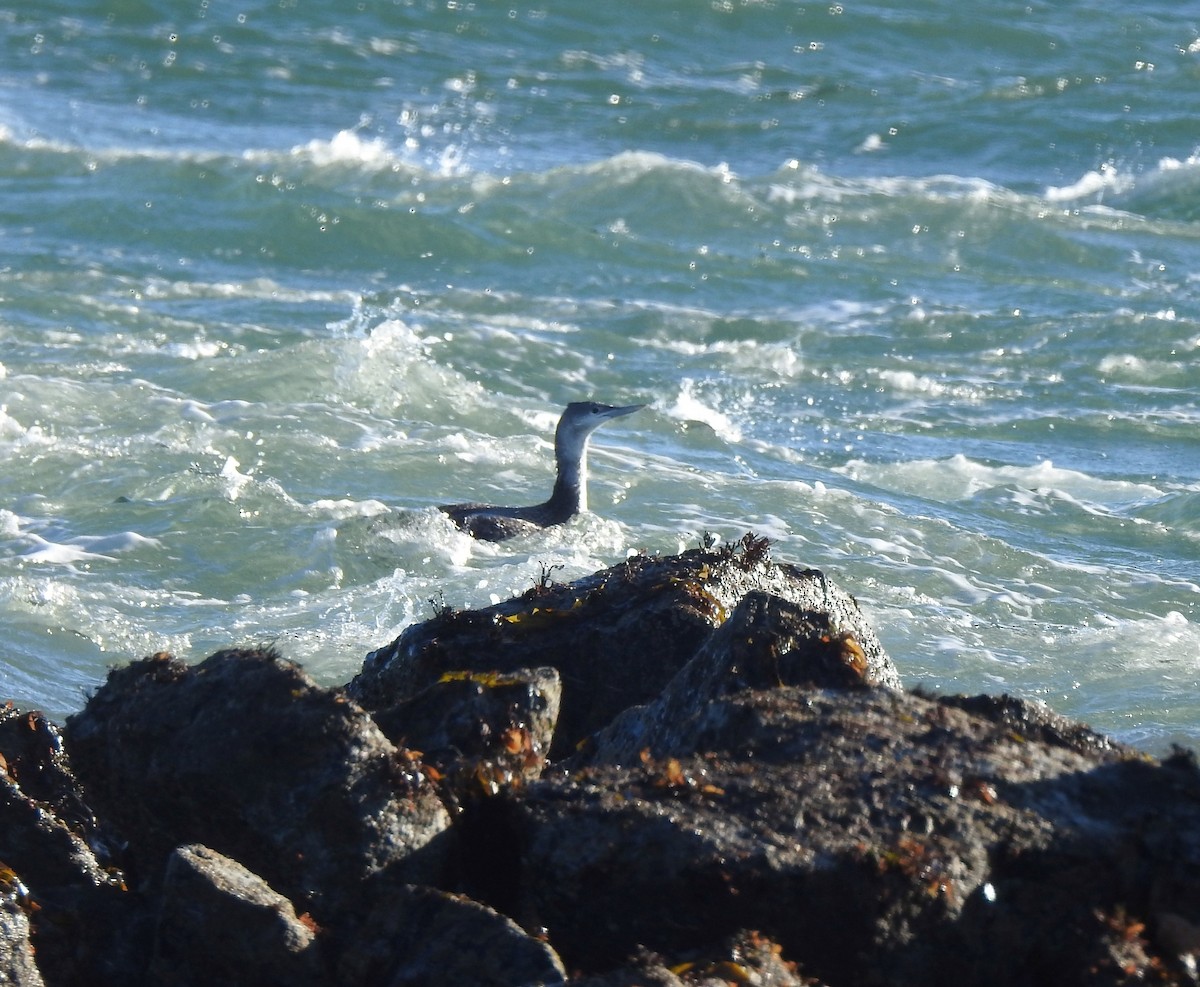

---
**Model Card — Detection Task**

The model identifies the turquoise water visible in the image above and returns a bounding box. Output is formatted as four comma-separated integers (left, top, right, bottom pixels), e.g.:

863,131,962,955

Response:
1,1,1197,751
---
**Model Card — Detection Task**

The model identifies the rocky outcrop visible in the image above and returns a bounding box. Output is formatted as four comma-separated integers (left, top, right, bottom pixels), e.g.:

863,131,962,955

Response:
0,539,1197,986
65,649,451,920
514,686,1200,984
349,534,897,759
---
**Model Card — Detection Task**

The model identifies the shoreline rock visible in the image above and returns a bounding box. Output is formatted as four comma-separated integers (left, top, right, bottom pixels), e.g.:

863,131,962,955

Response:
350,534,898,760
0,539,1196,985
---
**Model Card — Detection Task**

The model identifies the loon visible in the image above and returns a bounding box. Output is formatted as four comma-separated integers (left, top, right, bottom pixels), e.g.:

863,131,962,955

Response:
440,401,644,541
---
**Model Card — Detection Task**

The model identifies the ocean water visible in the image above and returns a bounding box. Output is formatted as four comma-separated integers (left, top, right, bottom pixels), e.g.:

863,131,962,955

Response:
1,1,1197,752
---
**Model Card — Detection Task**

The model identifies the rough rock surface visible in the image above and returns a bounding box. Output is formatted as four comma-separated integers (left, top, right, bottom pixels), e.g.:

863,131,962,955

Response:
513,683,1200,984
370,665,561,811
0,540,1197,986
151,844,323,987
0,874,43,987
337,882,566,986
0,710,118,895
0,707,133,987
350,537,897,758
65,648,451,920
579,587,896,765
566,930,825,987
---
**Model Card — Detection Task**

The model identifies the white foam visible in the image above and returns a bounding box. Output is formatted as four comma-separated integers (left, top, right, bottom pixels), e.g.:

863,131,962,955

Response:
71,532,162,554
0,405,27,441
307,498,391,520
664,379,743,443
335,318,485,416
839,454,1163,511
876,369,986,401
1097,353,1184,383
291,129,396,169
163,339,226,360
767,166,1003,208
855,133,886,154
1044,163,1130,202
581,149,725,181
178,400,217,424
641,337,804,380
0,511,20,538
16,530,161,565
219,456,254,502
1045,153,1200,210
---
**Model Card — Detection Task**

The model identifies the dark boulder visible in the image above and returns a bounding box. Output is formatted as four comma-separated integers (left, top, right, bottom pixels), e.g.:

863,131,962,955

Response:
0,708,122,896
579,588,898,766
350,538,896,759
337,882,566,986
64,648,451,922
3,542,1195,986
508,676,1200,984
150,844,324,987
0,707,135,987
0,707,107,852
371,665,561,811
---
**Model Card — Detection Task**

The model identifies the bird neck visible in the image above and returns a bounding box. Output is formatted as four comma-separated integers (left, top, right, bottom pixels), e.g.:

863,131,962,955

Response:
546,440,588,518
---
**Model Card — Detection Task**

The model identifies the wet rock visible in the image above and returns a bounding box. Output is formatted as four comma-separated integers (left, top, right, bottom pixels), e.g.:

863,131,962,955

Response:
505,683,1200,986
932,691,1120,757
0,869,43,987
338,883,566,987
3,543,1196,986
579,590,896,766
64,648,452,922
565,931,823,986
0,706,108,850
371,666,560,808
0,707,136,987
0,713,120,896
150,844,323,987
350,538,896,758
